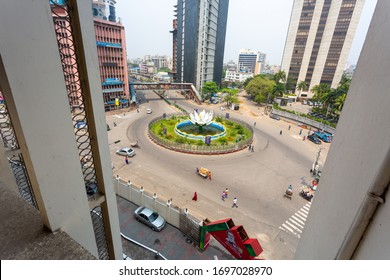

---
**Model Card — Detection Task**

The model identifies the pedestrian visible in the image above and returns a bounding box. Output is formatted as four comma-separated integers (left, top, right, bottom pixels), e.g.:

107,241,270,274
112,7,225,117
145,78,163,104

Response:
254,122,256,126
299,129,302,135
232,197,238,208
303,135,306,141
192,192,198,201
280,130,283,135
225,188,229,198
221,191,226,201
137,108,139,113
288,125,291,130
248,144,251,151
208,171,212,180
125,156,129,165
251,145,254,152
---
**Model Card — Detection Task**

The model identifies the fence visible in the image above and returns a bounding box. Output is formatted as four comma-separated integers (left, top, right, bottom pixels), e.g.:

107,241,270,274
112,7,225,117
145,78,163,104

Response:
148,113,253,155
113,177,202,244
272,109,336,134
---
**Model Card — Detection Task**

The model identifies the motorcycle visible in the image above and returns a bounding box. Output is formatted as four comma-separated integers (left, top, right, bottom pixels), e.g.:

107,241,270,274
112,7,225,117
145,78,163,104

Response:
299,190,314,201
283,185,293,199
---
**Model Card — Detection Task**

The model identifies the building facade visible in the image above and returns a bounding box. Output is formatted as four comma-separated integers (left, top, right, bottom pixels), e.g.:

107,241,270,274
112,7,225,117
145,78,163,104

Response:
92,0,117,22
94,18,129,111
175,0,229,90
225,70,254,83
238,49,267,75
281,0,365,94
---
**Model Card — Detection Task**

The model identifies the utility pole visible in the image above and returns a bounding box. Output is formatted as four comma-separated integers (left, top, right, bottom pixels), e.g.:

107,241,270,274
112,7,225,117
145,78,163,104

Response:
312,148,322,175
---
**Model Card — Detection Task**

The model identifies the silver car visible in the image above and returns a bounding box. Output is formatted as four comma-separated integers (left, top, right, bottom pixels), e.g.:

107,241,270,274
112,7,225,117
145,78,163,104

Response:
134,206,166,231
116,147,136,157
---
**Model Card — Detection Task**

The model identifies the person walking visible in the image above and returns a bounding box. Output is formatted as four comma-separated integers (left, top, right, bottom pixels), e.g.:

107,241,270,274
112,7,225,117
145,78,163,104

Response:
192,192,198,201
299,129,302,135
303,135,306,141
288,125,291,130
251,145,254,152
280,130,283,135
254,122,256,126
248,144,251,151
232,197,238,208
225,188,229,198
208,171,212,180
221,191,226,201
125,156,129,165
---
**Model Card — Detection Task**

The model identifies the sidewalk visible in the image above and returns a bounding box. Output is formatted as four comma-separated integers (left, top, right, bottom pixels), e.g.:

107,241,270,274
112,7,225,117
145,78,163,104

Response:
117,196,234,260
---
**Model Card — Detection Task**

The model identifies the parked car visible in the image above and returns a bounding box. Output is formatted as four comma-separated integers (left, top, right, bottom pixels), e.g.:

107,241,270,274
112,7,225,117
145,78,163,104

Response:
314,131,333,143
308,134,322,144
116,147,136,157
302,100,307,105
269,113,280,120
146,108,152,114
134,206,166,231
308,101,314,106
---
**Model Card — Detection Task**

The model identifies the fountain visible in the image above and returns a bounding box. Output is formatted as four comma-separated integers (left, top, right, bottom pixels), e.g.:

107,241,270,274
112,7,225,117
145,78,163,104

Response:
174,110,226,141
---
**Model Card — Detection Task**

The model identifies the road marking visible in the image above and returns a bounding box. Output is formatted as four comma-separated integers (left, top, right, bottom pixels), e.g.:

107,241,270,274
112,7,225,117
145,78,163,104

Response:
279,202,312,238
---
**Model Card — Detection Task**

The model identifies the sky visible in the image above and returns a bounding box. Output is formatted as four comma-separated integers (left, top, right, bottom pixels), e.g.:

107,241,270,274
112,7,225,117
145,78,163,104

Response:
115,0,378,66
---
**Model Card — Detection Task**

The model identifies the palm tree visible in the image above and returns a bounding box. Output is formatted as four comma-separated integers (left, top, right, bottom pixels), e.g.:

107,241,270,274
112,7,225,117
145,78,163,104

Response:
333,93,347,111
296,80,307,99
273,70,286,84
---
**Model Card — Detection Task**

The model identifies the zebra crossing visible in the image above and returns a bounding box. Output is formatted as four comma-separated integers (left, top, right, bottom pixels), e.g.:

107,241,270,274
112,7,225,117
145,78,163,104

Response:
279,202,312,238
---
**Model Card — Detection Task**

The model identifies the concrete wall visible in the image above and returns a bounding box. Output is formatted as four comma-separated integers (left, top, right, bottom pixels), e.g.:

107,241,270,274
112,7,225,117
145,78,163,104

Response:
0,0,98,256
114,178,181,228
295,0,390,259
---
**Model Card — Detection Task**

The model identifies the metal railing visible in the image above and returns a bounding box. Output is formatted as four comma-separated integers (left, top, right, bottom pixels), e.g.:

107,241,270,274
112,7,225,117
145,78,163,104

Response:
51,1,110,259
8,154,38,209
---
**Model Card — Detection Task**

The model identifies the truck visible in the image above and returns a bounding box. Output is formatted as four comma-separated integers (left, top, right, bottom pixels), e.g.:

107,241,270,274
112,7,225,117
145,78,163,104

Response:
313,131,332,143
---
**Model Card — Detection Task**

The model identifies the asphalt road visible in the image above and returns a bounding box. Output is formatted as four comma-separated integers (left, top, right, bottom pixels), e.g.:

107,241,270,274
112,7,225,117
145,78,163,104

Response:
107,90,330,259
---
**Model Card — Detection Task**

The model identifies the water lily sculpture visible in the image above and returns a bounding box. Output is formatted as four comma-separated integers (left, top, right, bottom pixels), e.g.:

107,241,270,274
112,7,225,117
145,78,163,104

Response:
190,110,214,126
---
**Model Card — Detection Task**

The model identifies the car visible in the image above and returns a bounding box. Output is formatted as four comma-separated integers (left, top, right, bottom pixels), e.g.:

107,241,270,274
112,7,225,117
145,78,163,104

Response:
146,108,152,114
308,101,314,106
302,100,307,105
269,113,280,120
307,134,322,144
134,206,166,231
116,147,136,157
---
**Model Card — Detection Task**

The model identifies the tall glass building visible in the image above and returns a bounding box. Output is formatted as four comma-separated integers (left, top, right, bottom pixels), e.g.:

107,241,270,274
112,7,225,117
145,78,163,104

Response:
174,0,229,90
281,0,365,94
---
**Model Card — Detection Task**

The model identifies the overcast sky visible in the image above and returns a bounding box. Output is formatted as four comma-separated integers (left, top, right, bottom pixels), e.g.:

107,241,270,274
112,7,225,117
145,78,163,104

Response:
116,0,377,66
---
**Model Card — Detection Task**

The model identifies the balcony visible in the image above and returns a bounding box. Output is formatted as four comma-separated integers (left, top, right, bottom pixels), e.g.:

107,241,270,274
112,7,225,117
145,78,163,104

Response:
0,185,95,260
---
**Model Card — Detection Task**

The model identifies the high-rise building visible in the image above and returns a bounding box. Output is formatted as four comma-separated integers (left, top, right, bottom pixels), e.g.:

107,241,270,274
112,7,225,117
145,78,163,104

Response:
174,0,229,90
92,0,117,22
281,0,365,94
93,2,129,111
52,0,129,112
170,18,178,80
238,49,267,75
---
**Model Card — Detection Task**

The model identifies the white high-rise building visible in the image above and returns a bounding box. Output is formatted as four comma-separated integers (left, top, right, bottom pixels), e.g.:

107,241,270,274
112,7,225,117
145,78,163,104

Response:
281,0,365,94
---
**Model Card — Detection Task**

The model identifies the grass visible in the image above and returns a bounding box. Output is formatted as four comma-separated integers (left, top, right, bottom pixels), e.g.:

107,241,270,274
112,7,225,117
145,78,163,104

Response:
150,115,251,146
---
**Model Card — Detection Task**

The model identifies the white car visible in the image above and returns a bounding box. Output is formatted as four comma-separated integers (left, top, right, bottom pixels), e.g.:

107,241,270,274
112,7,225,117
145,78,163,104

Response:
146,108,152,114
116,147,136,157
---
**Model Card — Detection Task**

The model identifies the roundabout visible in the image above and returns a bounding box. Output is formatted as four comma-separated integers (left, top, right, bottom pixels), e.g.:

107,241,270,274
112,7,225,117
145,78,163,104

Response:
148,111,253,154
107,89,330,259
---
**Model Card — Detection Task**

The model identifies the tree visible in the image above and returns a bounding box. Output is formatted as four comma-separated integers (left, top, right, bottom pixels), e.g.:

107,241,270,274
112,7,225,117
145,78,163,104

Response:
296,80,308,98
273,70,286,84
202,81,218,99
333,93,346,111
158,67,171,73
311,83,331,101
273,82,286,97
244,76,275,105
221,88,239,107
